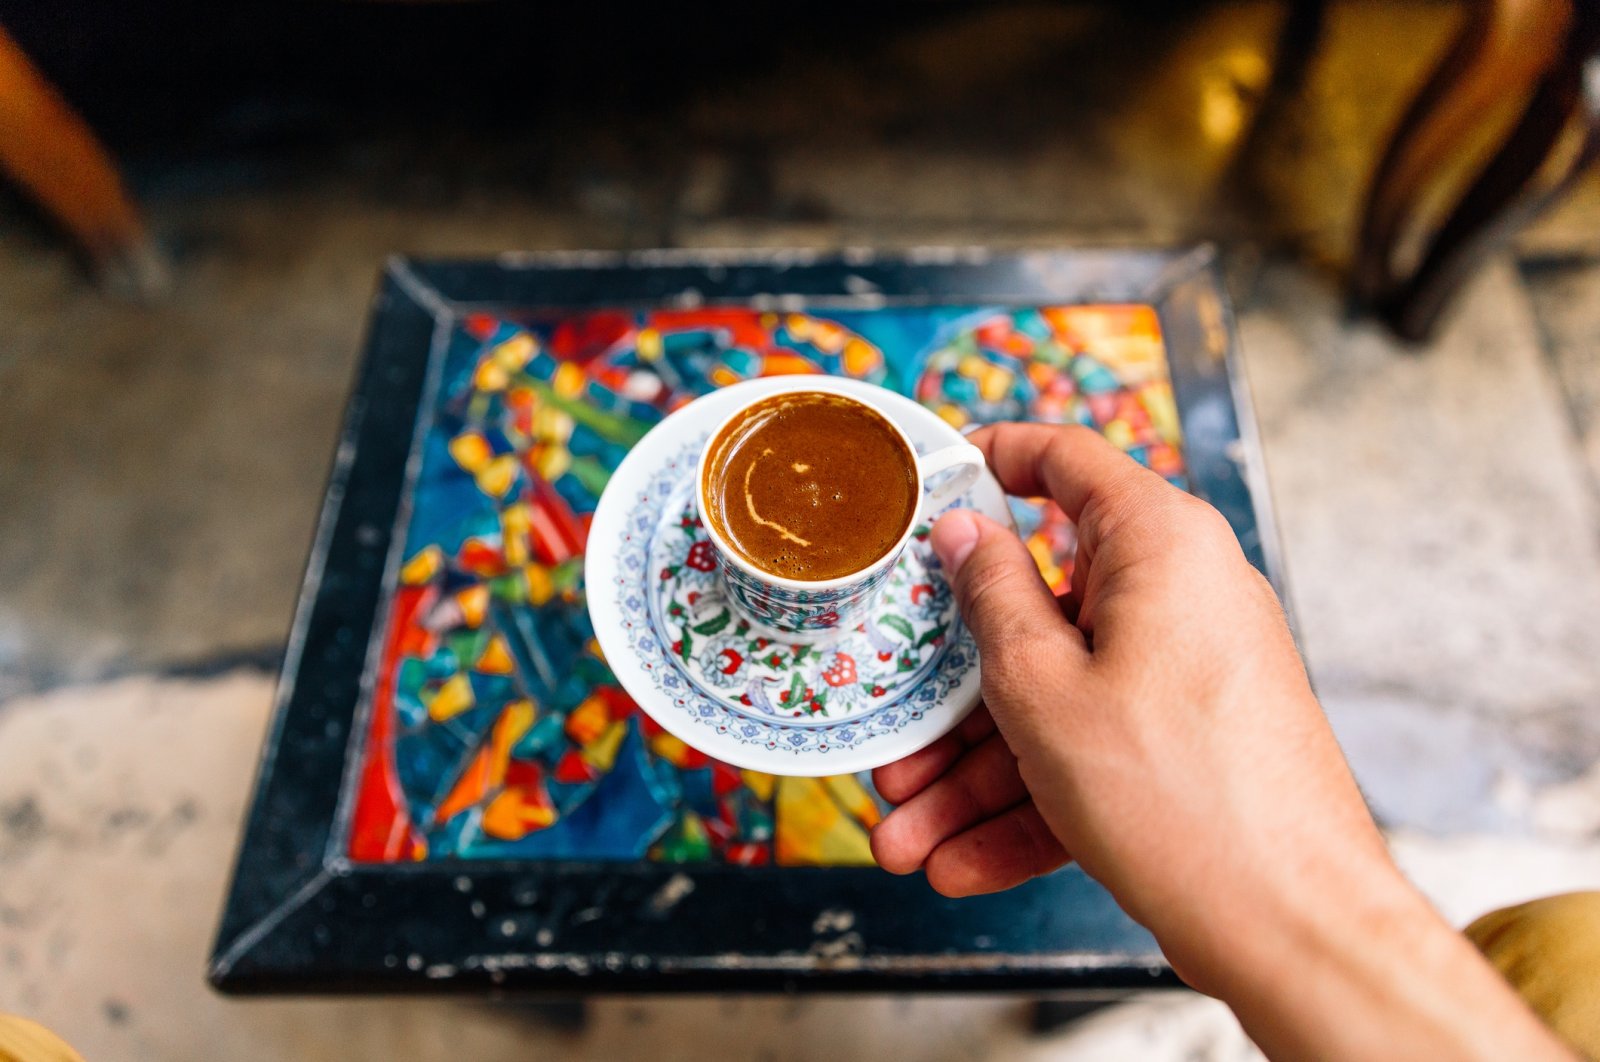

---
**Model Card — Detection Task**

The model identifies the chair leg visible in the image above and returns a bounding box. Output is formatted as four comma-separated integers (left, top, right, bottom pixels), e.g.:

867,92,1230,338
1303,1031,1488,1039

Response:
1382,53,1591,340
1350,0,1573,307
1219,0,1327,213
0,24,166,297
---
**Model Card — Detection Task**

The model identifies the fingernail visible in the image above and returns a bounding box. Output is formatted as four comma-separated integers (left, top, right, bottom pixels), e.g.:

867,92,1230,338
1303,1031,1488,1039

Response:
931,510,980,576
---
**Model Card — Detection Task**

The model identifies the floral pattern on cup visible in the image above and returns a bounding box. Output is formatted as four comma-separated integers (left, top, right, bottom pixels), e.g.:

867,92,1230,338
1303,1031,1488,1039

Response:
649,492,959,725
714,544,899,636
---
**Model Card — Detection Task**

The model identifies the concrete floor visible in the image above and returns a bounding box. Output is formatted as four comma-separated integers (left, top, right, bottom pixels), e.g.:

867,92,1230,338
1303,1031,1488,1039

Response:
2,2,1599,1058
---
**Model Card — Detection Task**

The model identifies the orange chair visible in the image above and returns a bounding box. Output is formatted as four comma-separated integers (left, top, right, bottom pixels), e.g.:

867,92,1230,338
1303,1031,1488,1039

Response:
0,23,164,297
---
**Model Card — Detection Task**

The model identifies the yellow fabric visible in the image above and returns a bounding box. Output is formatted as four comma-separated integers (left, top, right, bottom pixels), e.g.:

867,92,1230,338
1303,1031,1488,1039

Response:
1467,890,1600,1059
0,1016,86,1062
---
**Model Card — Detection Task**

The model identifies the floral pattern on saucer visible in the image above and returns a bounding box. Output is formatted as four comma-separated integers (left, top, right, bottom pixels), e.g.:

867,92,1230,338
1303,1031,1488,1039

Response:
648,488,958,726
610,439,979,757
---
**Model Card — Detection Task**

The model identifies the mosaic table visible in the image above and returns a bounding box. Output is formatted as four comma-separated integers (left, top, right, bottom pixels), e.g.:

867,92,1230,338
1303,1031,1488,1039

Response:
210,248,1279,994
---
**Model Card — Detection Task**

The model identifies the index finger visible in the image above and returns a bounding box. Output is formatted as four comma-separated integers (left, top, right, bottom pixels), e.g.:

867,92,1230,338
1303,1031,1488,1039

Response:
967,422,1172,522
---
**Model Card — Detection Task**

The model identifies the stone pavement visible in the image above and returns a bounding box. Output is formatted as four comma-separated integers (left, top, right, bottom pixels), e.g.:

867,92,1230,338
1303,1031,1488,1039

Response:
2,1,1598,1057
1242,261,1600,833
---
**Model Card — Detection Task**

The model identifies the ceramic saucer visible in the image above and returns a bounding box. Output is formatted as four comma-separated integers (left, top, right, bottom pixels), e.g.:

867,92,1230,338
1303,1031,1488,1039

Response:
586,377,1011,776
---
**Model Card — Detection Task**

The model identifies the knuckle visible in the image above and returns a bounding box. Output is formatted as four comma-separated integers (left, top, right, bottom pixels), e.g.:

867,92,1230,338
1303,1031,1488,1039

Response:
1179,500,1247,567
1055,423,1102,448
1043,424,1096,475
1083,480,1161,546
956,553,1014,609
1179,494,1233,538
1080,465,1168,530
956,553,1034,632
1142,491,1235,552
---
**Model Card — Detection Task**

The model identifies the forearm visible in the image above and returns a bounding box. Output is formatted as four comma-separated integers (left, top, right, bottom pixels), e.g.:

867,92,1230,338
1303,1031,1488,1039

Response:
1210,860,1572,1061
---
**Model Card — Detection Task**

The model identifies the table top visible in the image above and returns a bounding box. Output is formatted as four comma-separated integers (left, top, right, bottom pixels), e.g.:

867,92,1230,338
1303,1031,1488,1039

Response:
209,247,1278,994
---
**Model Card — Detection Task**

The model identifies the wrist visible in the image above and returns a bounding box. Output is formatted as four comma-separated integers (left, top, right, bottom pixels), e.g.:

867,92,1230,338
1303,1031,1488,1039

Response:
1190,854,1568,1060
1171,844,1416,1003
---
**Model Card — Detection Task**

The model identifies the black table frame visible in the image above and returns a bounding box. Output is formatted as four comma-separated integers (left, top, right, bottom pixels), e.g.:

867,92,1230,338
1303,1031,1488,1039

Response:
209,247,1280,995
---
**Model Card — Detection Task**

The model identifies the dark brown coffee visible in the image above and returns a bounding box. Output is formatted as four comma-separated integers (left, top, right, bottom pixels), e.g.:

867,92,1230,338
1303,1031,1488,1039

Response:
701,391,918,581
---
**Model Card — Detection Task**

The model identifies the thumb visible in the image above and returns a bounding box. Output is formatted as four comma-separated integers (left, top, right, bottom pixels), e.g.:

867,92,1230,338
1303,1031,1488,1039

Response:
931,510,1088,671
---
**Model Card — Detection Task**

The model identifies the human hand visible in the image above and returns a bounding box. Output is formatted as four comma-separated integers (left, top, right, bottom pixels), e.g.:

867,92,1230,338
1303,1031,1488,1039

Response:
870,423,1570,1060
872,423,1381,950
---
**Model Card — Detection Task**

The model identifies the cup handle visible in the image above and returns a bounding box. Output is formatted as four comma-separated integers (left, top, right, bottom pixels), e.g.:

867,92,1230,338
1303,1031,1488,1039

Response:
919,441,986,516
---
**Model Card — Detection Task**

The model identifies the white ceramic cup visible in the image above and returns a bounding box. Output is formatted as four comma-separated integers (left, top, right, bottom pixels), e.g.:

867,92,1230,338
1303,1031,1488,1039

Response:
695,378,985,640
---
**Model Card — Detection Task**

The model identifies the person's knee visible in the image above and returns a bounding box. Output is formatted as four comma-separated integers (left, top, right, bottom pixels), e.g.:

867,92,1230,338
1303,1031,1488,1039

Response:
0,1013,88,1062
1467,890,1600,1058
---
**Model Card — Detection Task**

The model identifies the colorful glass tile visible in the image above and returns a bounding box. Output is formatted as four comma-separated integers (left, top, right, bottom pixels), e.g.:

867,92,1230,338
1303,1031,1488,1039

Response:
346,305,1186,865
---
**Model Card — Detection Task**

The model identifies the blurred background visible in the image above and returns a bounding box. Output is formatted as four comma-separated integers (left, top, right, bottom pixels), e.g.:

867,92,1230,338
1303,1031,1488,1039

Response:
1,2,1598,1059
